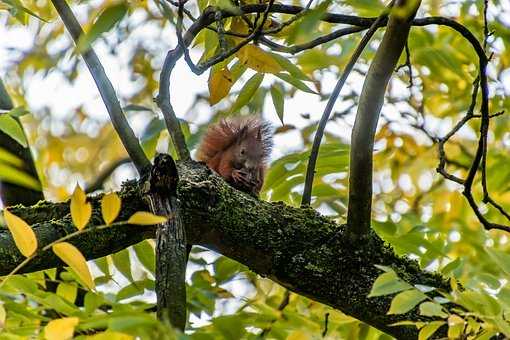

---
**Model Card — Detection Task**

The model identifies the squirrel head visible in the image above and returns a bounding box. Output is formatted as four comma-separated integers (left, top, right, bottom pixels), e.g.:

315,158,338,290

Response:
231,120,272,172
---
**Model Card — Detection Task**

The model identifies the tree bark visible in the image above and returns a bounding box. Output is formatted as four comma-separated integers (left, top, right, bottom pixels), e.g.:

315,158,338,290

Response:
143,154,187,330
2,160,448,339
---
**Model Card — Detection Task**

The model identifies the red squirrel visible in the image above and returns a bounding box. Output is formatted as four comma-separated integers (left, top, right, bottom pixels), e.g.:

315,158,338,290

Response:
196,116,273,196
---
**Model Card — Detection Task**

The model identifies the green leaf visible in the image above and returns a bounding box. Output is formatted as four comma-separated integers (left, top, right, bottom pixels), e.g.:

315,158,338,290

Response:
7,106,29,117
84,291,105,314
112,248,134,282
123,104,153,113
56,283,78,303
0,114,27,147
270,84,285,124
388,289,427,315
133,240,155,274
0,162,41,191
368,271,413,297
275,73,317,94
0,147,23,168
116,280,153,301
3,0,48,23
485,247,510,276
270,53,311,81
440,257,462,276
214,256,242,284
230,73,264,113
141,117,165,159
419,302,447,318
77,2,128,52
418,321,445,340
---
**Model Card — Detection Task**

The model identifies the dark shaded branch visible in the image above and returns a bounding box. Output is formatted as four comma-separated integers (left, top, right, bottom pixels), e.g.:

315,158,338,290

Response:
347,0,420,235
0,77,43,206
301,6,391,206
85,158,131,193
50,0,150,174
3,160,452,339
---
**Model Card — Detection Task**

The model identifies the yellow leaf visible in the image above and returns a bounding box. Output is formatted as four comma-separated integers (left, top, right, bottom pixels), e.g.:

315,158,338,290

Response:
44,317,79,340
229,17,249,36
0,304,5,330
52,242,95,290
71,185,92,230
237,44,283,74
127,212,167,225
286,331,309,340
209,67,233,105
101,192,121,225
85,331,134,340
3,209,37,257
56,282,77,303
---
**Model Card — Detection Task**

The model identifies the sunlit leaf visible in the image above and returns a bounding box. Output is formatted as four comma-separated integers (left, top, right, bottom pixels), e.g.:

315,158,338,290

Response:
419,302,447,318
0,114,27,147
56,282,78,303
237,45,283,74
3,209,37,257
418,321,445,340
44,317,79,340
70,185,92,230
388,289,427,314
447,314,464,339
101,192,121,225
209,67,234,105
52,242,95,290
368,271,412,297
127,211,167,225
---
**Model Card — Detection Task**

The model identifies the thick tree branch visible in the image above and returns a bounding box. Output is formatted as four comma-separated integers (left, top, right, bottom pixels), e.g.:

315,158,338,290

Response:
50,0,150,174
3,161,450,339
347,1,420,235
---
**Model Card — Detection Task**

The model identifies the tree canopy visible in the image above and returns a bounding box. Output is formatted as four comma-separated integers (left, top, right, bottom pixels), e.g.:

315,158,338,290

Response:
0,0,510,339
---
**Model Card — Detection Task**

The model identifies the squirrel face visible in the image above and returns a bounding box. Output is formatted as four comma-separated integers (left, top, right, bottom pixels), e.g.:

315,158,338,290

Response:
196,116,272,196
231,139,262,183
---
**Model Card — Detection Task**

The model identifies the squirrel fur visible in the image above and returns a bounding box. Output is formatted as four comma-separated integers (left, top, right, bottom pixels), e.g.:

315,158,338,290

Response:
196,116,273,196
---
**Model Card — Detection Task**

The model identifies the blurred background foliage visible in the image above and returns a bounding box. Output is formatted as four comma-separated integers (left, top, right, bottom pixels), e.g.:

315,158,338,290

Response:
0,0,510,338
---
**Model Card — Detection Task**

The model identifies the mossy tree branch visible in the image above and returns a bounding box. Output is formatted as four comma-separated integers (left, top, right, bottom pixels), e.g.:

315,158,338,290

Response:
2,160,450,339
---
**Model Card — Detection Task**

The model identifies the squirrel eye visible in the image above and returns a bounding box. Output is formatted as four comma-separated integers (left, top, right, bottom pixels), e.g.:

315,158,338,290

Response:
240,149,245,155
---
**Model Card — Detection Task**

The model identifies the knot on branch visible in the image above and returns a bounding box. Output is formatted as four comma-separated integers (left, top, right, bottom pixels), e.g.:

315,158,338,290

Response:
142,153,179,197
